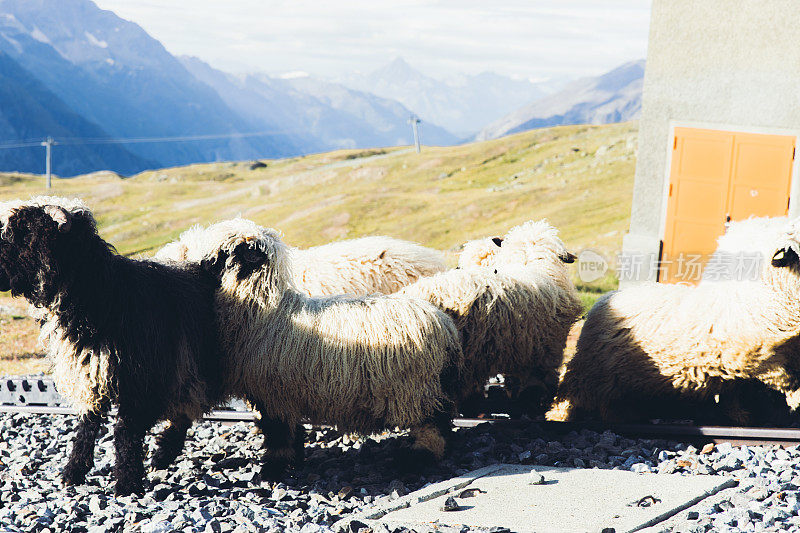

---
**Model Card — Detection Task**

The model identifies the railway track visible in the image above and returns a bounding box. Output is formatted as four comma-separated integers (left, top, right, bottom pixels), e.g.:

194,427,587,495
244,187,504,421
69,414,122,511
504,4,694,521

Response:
3,402,800,447
4,376,800,446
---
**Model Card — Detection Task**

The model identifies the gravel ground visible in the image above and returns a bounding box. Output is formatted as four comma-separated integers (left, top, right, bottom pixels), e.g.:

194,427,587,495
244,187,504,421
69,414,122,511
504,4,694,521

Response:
1,412,799,533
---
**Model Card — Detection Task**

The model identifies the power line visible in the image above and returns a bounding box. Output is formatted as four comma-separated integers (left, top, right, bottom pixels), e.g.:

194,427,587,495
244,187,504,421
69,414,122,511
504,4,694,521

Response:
58,130,294,146
0,130,297,188
0,141,47,150
0,130,295,150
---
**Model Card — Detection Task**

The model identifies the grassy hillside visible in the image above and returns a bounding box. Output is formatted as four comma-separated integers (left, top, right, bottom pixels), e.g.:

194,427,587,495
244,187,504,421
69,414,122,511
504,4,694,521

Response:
0,122,636,256
0,122,637,374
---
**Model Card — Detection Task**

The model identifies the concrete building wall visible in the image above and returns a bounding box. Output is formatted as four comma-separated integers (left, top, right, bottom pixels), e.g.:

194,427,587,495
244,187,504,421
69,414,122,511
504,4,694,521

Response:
623,0,800,284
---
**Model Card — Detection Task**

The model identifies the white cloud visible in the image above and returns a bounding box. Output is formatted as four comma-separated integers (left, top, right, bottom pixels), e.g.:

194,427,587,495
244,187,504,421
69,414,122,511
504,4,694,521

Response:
93,0,651,79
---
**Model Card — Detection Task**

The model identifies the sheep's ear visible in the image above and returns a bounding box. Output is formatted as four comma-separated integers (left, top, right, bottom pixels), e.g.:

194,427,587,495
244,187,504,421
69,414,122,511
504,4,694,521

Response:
200,250,229,277
772,247,798,267
491,237,503,247
560,251,577,264
43,206,71,233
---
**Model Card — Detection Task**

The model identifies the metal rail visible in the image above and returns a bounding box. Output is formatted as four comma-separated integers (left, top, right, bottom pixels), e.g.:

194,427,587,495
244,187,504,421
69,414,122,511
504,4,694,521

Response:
2,403,800,445
0,404,258,421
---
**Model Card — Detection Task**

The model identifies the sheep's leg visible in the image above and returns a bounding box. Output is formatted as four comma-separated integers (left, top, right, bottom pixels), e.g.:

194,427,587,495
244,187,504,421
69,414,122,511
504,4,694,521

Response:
458,390,485,417
150,414,192,470
62,403,109,486
508,370,559,418
256,415,304,480
395,411,451,471
113,409,154,496
755,366,800,411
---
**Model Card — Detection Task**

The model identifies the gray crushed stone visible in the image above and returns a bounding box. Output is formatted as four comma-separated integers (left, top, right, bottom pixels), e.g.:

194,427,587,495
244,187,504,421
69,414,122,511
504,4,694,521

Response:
0,412,799,532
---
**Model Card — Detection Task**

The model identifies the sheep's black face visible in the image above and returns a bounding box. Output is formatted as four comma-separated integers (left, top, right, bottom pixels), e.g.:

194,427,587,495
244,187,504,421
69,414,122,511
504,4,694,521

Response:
0,206,99,307
231,242,268,280
560,251,577,264
201,242,267,283
772,246,799,269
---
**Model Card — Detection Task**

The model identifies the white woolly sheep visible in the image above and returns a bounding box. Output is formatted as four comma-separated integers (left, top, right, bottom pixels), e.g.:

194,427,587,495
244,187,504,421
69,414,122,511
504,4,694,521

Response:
401,219,583,416
192,219,464,477
550,217,800,424
458,219,577,271
156,229,446,296
701,216,788,283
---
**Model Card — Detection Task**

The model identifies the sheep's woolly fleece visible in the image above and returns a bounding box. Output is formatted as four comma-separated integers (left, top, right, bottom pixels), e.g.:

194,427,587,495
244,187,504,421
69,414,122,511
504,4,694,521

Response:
458,238,501,269
402,219,582,406
288,236,446,296
156,228,445,296
458,219,574,271
199,219,462,441
400,266,581,404
551,217,800,423
0,196,90,235
702,215,789,283
0,197,108,414
154,221,278,266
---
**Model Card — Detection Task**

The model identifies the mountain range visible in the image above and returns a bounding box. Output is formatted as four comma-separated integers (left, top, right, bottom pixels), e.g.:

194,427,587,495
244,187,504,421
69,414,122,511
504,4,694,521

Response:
180,57,457,152
475,60,645,141
336,57,559,139
0,0,644,176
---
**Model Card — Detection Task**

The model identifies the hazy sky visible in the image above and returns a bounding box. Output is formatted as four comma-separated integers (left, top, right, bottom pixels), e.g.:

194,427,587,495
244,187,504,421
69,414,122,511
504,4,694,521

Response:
92,1,652,81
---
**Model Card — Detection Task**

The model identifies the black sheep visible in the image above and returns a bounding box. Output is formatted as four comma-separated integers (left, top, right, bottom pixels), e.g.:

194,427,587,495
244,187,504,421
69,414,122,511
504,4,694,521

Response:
0,198,223,495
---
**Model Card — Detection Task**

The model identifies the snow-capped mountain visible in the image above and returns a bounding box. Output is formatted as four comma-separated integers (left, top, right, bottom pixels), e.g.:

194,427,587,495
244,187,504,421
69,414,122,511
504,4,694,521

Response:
475,60,644,141
0,0,458,176
0,0,298,173
0,0,642,176
181,58,457,152
337,57,557,138
0,49,151,175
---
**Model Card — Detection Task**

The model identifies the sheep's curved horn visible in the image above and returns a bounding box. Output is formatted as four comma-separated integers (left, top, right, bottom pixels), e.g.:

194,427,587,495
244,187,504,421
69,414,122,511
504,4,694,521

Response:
43,205,71,233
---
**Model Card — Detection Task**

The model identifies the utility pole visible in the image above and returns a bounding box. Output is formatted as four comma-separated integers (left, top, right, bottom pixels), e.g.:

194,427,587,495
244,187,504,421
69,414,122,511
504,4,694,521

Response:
41,137,54,189
408,115,421,153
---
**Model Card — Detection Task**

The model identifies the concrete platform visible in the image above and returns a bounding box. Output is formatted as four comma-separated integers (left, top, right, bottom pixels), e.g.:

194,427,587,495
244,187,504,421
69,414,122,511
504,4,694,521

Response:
339,464,735,533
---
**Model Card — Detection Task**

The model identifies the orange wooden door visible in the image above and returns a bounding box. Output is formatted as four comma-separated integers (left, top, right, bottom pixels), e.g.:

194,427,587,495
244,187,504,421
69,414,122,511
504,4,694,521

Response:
661,127,795,284
727,132,794,220
661,128,735,284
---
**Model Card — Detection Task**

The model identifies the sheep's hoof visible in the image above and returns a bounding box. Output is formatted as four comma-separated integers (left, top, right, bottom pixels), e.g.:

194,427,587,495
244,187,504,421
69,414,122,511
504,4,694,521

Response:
392,447,437,473
114,477,145,496
259,460,289,481
149,449,178,471
61,462,88,486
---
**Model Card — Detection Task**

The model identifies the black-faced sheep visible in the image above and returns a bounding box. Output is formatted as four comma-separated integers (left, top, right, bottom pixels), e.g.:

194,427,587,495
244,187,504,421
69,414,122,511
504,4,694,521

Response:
156,229,446,296
193,219,464,477
549,218,800,424
0,197,223,495
400,220,583,416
